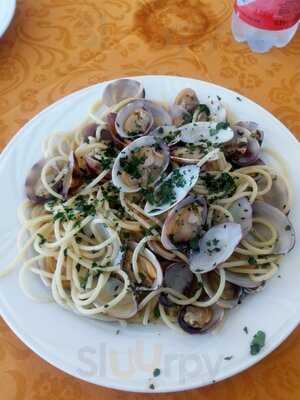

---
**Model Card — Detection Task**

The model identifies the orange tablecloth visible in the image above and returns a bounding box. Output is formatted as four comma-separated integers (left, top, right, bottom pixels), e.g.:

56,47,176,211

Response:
1,0,300,399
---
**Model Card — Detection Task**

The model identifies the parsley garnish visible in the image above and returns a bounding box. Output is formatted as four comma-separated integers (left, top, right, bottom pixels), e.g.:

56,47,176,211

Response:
153,368,161,377
153,306,160,319
202,172,236,199
37,233,46,245
120,155,145,179
250,330,266,355
196,104,210,116
149,383,155,390
187,236,200,251
248,256,257,265
224,356,233,361
140,188,155,204
285,225,291,231
243,326,248,334
216,121,230,131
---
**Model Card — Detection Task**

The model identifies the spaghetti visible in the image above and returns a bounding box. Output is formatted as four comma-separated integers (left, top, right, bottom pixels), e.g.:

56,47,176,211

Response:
1,79,295,334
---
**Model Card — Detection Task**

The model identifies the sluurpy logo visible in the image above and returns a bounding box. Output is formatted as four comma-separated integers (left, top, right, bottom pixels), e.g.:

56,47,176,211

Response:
76,339,227,386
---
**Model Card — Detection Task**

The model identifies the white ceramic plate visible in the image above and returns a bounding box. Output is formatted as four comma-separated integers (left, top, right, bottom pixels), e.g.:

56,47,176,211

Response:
0,76,300,393
0,0,16,37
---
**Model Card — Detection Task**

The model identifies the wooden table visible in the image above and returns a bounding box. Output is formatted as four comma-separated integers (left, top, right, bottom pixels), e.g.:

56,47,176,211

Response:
0,1,300,399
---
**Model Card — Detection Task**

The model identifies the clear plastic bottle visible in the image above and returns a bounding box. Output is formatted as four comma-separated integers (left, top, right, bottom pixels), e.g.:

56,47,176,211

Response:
232,0,300,53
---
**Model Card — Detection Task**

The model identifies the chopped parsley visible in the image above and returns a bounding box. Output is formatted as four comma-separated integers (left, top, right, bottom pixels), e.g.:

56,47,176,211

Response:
149,383,155,390
53,211,66,221
202,172,236,199
140,188,155,204
206,239,221,255
37,233,46,245
74,196,97,217
248,256,257,265
102,183,121,209
236,96,242,102
250,330,266,355
187,236,200,251
97,144,117,170
120,155,145,179
196,104,210,116
150,169,186,206
79,274,89,289
243,326,249,334
216,121,230,131
63,248,68,257
164,130,181,144
285,225,291,231
153,368,161,377
153,306,160,319
224,356,233,361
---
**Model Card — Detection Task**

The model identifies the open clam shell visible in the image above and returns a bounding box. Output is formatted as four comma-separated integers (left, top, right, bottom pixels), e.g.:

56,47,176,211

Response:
123,243,163,291
144,165,200,216
235,121,264,145
252,201,295,255
174,88,199,113
207,95,227,123
161,195,207,250
178,304,224,334
112,135,170,193
202,271,242,309
151,125,182,146
102,79,145,107
25,159,53,203
225,125,260,166
262,174,290,213
115,99,171,139
180,122,234,145
94,277,138,319
159,263,197,307
222,270,262,289
228,197,253,237
169,105,192,126
189,223,242,274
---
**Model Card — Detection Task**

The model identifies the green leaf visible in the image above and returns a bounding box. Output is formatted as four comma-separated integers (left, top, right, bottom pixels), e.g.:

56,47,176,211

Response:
153,368,161,377
250,330,266,355
248,256,257,265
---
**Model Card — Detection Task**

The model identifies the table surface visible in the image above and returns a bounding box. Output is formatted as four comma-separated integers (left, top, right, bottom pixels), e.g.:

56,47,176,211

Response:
1,0,300,399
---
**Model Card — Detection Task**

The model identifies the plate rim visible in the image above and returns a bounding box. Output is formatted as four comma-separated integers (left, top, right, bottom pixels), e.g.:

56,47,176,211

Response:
0,75,300,393
0,0,16,37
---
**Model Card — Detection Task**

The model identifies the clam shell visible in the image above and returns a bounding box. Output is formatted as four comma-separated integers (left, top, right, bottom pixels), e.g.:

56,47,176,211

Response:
25,159,52,203
103,79,145,107
202,271,243,309
235,121,264,145
151,125,182,146
180,122,234,145
262,174,290,213
174,88,199,113
112,135,170,193
138,247,163,291
228,197,253,237
222,270,262,289
161,195,207,250
144,165,200,216
252,201,295,255
225,125,260,166
207,95,227,123
189,223,242,274
169,105,192,126
94,277,138,319
178,304,224,334
115,99,171,139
